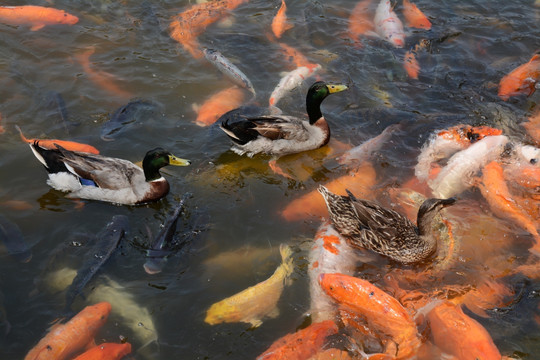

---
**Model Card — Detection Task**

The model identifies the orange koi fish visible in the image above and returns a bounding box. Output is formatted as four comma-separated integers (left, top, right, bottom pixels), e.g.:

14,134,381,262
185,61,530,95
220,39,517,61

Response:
319,273,421,359
348,0,374,46
280,161,377,221
0,113,5,134
478,161,539,245
309,348,355,360
72,342,131,360
194,86,246,127
169,0,249,59
278,42,311,68
403,50,420,79
0,6,78,31
452,280,514,318
498,53,540,100
16,126,99,154
423,301,501,360
402,0,431,30
522,110,540,145
75,47,133,101
256,320,338,360
271,0,293,39
24,302,111,360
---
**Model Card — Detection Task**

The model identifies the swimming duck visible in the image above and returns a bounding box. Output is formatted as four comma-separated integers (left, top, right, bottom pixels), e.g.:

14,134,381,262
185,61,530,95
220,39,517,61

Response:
29,141,191,205
318,185,456,264
219,81,348,176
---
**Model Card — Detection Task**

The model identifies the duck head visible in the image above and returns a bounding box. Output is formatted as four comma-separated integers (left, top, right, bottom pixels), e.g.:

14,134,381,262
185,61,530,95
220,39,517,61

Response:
417,197,456,235
142,148,191,181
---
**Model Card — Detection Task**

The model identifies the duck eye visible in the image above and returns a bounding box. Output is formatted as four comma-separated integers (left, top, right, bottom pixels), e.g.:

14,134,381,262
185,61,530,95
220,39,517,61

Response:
531,158,538,165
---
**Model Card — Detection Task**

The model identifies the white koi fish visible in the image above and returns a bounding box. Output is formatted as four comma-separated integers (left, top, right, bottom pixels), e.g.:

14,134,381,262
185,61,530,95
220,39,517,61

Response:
429,135,509,198
269,64,321,108
308,222,364,322
373,0,405,48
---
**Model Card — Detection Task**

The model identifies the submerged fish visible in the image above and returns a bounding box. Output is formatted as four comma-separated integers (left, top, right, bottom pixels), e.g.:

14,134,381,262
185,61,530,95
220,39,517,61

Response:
337,124,400,166
498,52,540,101
101,99,159,141
402,0,431,30
429,135,508,198
420,300,502,360
348,0,374,46
17,126,100,155
203,48,256,97
144,196,188,275
256,320,338,360
24,302,111,360
0,214,32,263
0,5,78,31
374,0,405,48
271,0,293,39
268,64,321,107
205,244,294,328
194,86,246,127
72,342,132,360
64,215,128,312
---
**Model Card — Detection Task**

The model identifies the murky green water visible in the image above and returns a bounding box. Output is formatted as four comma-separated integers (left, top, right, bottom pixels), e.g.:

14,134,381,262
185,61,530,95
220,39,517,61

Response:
0,0,539,359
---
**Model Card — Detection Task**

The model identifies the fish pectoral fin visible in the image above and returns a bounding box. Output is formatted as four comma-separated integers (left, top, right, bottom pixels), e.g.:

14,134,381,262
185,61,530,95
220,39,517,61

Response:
30,24,46,31
249,319,263,328
267,306,280,319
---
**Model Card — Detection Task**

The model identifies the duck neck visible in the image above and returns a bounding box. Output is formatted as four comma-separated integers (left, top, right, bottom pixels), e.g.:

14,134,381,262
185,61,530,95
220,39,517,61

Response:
143,162,162,182
307,95,324,125
416,209,439,252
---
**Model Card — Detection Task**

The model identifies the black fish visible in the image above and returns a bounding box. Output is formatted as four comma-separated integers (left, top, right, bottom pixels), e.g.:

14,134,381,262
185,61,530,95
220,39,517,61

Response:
64,215,129,312
101,99,159,141
0,215,32,263
143,195,190,274
44,91,76,134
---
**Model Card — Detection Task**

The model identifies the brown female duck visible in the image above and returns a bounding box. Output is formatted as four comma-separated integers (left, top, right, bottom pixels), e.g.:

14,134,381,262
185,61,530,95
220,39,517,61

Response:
318,185,456,264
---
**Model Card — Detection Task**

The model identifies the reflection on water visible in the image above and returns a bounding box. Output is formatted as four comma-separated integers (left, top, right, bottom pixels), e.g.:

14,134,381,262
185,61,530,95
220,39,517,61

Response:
0,0,539,358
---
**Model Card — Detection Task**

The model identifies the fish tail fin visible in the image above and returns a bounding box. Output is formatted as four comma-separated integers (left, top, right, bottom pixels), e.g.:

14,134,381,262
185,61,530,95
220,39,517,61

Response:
279,244,294,278
15,125,30,143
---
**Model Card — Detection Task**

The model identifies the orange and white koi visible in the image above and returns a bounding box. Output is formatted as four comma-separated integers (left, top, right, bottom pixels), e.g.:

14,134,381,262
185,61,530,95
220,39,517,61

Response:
278,42,312,68
0,5,78,31
268,64,321,107
374,0,405,48
256,320,338,360
24,302,111,360
347,0,374,46
204,244,294,328
280,161,377,222
402,0,431,30
72,342,131,360
498,53,540,101
319,273,421,359
420,300,502,360
309,222,361,322
194,86,246,127
429,135,508,198
415,125,503,182
271,0,293,39
75,47,133,101
16,126,100,154
169,0,249,59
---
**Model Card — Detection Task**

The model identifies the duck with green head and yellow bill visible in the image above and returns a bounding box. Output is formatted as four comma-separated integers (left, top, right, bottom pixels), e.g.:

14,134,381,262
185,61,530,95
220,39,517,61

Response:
29,142,191,205
219,81,348,177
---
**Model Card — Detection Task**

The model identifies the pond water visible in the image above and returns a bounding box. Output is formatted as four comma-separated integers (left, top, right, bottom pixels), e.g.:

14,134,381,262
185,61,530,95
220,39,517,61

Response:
0,0,539,359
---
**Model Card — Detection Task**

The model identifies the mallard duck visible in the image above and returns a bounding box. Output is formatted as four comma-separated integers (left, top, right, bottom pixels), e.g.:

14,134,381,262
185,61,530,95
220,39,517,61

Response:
219,81,348,176
318,185,456,264
29,141,191,205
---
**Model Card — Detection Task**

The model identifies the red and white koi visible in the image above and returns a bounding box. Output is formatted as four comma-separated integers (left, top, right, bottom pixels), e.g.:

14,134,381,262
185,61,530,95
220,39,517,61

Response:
374,0,405,48
429,135,508,198
268,64,321,107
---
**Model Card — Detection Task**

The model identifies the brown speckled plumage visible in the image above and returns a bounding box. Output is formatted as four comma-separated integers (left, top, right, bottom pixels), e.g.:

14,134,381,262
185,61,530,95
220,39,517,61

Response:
318,185,456,264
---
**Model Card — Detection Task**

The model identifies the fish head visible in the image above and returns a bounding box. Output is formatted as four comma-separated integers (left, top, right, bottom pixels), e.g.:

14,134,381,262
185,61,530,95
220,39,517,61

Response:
84,301,112,328
106,342,132,357
498,74,537,100
204,301,241,325
53,10,79,25
318,273,355,304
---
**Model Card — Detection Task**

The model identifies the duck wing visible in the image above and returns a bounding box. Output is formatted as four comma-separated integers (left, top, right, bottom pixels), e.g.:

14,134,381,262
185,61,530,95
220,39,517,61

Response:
56,146,144,190
221,115,309,145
